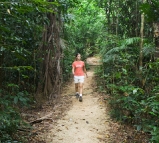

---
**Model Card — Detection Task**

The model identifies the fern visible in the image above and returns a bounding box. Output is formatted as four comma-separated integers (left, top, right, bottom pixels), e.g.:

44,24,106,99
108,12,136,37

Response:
105,46,128,55
143,43,155,56
121,37,140,46
103,54,120,63
101,37,140,63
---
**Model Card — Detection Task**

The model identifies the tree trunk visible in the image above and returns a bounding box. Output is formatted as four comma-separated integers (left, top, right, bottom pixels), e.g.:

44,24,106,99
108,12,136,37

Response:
115,0,119,36
139,0,145,87
139,3,145,72
153,23,159,59
0,52,4,88
135,1,139,37
36,11,62,103
105,0,112,33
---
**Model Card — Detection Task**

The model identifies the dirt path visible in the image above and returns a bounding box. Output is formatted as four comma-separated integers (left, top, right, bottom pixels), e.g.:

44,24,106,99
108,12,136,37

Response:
27,57,149,143
43,58,110,143
49,75,109,143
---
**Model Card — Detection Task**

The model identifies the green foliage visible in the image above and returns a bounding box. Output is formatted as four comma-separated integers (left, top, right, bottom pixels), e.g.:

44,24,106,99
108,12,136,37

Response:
0,0,51,92
96,33,158,141
63,0,159,141
64,0,159,142
140,0,159,22
0,88,30,142
1,0,159,142
0,0,60,142
63,0,106,81
62,47,74,81
64,0,105,58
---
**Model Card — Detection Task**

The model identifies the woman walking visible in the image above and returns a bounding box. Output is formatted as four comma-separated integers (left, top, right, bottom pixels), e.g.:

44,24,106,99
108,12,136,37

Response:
72,53,88,102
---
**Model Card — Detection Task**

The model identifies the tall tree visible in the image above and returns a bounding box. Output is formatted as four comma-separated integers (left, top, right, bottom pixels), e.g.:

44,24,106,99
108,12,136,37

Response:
154,23,159,59
36,11,62,101
139,0,145,73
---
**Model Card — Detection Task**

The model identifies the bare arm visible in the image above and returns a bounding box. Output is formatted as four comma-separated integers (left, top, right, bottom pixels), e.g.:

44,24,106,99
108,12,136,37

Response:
72,66,75,75
83,65,88,78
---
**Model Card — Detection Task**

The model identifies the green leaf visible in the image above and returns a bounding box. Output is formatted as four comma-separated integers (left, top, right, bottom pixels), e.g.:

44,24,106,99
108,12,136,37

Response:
7,84,19,88
149,111,157,116
137,125,142,131
14,96,18,104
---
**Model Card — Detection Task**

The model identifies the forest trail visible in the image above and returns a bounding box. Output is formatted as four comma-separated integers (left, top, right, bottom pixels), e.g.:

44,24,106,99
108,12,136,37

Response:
28,57,148,143
42,57,111,143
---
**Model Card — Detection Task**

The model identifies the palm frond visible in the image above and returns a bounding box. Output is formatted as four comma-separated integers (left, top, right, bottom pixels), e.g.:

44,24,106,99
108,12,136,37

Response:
105,45,126,55
101,37,141,64
103,54,120,63
121,37,140,46
143,43,155,56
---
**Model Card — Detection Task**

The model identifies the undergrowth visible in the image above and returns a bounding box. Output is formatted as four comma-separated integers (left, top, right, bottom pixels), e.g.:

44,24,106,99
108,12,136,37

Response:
95,36,159,142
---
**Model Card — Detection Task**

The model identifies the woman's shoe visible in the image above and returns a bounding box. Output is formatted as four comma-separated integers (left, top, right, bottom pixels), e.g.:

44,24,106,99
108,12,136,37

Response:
76,93,79,99
79,96,82,102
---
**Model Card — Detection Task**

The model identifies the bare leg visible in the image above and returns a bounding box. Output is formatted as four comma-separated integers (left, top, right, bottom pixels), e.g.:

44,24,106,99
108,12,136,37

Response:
79,83,83,102
79,83,83,95
75,83,79,93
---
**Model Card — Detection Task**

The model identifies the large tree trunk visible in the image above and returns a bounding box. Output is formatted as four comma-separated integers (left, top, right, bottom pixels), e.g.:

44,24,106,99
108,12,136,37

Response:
36,11,62,103
153,23,159,59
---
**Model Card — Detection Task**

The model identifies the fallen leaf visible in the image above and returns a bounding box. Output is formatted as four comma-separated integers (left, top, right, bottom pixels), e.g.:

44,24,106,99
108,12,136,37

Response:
106,134,110,138
97,135,104,139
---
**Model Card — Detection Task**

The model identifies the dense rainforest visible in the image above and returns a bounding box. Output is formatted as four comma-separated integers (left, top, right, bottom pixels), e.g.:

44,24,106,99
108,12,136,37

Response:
0,0,159,142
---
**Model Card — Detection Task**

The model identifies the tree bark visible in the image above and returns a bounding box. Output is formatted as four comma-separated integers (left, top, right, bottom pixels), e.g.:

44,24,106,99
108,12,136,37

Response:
36,11,62,103
139,14,144,71
139,0,145,87
139,3,145,72
105,0,112,33
0,52,4,89
153,23,159,59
